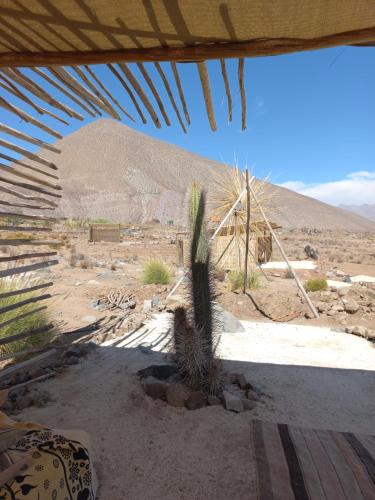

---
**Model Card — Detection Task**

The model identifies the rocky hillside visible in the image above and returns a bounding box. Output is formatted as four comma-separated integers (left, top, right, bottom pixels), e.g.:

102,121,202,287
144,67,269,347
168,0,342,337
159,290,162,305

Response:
16,119,375,231
339,204,375,223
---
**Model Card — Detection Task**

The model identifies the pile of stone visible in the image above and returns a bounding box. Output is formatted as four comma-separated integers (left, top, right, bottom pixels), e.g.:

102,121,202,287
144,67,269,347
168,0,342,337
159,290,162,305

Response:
138,365,259,413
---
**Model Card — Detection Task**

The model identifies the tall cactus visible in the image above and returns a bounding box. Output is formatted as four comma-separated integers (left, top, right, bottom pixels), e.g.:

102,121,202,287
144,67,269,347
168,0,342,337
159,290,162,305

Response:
189,183,213,361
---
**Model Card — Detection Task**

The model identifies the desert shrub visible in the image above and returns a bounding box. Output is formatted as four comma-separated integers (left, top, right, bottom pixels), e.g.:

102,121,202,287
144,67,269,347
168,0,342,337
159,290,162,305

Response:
228,269,261,291
0,277,53,355
304,277,328,292
92,218,110,224
142,260,171,285
110,263,117,271
80,259,91,269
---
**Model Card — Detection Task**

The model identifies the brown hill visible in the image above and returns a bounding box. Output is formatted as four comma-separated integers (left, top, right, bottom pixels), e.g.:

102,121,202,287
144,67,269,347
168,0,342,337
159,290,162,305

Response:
17,119,375,232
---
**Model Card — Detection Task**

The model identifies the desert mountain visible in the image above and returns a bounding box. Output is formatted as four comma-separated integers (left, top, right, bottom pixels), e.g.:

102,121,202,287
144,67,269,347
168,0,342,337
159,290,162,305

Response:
339,204,375,223
17,119,375,232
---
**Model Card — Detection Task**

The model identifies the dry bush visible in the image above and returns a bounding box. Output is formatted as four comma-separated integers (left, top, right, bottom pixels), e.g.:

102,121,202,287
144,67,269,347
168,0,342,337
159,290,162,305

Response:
142,260,171,284
228,269,261,291
110,263,117,271
80,259,92,269
304,277,328,292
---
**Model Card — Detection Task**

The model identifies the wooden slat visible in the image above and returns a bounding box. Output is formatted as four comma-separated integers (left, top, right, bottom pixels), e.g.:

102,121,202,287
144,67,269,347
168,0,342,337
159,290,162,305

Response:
31,67,90,119
0,199,54,210
71,65,121,120
0,153,59,180
0,185,58,208
154,62,186,133
1,27,374,66
0,176,61,199
108,63,147,124
0,97,62,139
0,306,47,331
197,61,217,131
0,253,56,264
171,62,190,125
118,63,161,128
84,64,134,121
135,63,169,127
0,323,53,347
0,123,60,154
220,58,232,122
238,58,246,130
0,139,57,170
0,259,57,279
0,211,58,223
2,67,81,120
48,67,102,116
0,293,51,316
0,224,52,231
0,164,61,190
0,239,61,246
0,282,53,301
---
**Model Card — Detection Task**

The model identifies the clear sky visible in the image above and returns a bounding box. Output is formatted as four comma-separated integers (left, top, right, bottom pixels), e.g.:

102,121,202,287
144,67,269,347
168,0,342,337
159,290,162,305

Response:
1,45,374,206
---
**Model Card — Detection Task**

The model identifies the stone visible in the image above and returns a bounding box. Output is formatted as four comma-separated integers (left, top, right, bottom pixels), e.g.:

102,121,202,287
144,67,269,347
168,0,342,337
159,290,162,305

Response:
207,395,221,406
351,326,367,337
216,306,245,333
66,356,79,365
186,391,207,410
246,389,258,401
166,384,189,407
343,300,359,314
137,364,178,380
81,315,97,323
336,270,346,277
143,299,153,312
16,395,34,410
237,374,252,391
63,346,82,358
143,376,167,400
304,245,318,260
222,390,244,412
243,399,256,411
366,329,375,340
338,287,349,297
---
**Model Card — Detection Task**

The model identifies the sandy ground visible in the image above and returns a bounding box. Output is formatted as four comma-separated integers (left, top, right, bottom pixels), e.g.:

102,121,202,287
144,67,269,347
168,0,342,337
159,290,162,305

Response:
18,315,375,500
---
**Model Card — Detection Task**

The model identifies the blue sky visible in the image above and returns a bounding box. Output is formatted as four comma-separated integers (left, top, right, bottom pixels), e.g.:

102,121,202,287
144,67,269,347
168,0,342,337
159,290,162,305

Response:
1,46,374,206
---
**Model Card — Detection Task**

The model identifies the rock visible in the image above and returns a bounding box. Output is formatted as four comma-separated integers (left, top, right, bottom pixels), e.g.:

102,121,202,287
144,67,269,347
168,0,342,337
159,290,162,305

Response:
143,299,153,312
222,390,244,412
351,326,367,337
81,315,97,323
186,391,207,410
166,384,189,407
243,399,256,411
216,306,245,333
137,364,178,380
338,287,349,297
304,245,318,260
9,386,28,402
16,395,34,410
246,389,258,401
28,368,46,379
207,395,221,406
366,329,375,340
143,376,167,400
87,280,100,286
66,356,79,365
343,300,359,314
336,270,346,277
137,345,153,356
63,345,82,358
237,374,252,390
0,400,13,412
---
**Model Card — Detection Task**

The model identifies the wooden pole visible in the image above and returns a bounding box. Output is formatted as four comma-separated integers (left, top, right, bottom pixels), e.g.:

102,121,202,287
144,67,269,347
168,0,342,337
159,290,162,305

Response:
248,183,319,318
243,169,251,293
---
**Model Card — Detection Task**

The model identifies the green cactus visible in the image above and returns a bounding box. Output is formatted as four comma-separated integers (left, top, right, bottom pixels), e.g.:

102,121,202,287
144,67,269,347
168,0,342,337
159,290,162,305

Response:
189,183,213,361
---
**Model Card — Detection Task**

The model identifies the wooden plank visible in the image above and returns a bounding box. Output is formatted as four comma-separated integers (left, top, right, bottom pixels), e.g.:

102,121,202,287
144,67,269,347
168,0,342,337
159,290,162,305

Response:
0,153,59,180
0,200,54,211
118,63,161,128
171,62,190,125
8,372,55,390
0,211,58,223
136,62,170,126
84,64,134,121
0,349,57,378
0,97,62,139
108,63,147,123
0,185,58,208
238,58,246,130
0,139,57,170
0,123,60,154
197,62,217,131
0,306,47,331
0,175,62,199
0,260,57,279
154,63,186,133
0,323,53,347
0,293,51,316
0,164,62,190
220,58,232,122
0,253,56,264
0,224,52,231
0,239,60,246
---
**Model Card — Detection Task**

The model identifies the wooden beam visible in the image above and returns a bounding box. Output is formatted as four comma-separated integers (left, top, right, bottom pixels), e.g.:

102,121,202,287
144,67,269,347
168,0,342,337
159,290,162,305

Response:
0,175,62,199
220,59,232,122
197,62,217,132
0,253,56,264
0,293,51,316
0,306,47,331
0,223,52,230
0,349,57,378
154,63,186,133
0,164,61,190
0,239,61,246
238,58,246,130
0,123,60,154
171,62,190,126
243,169,250,293
0,153,59,180
118,63,161,128
0,259,57,279
136,63,170,126
0,324,53,347
0,211,58,223
0,139,57,170
0,97,62,139
0,185,58,207
0,27,374,66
